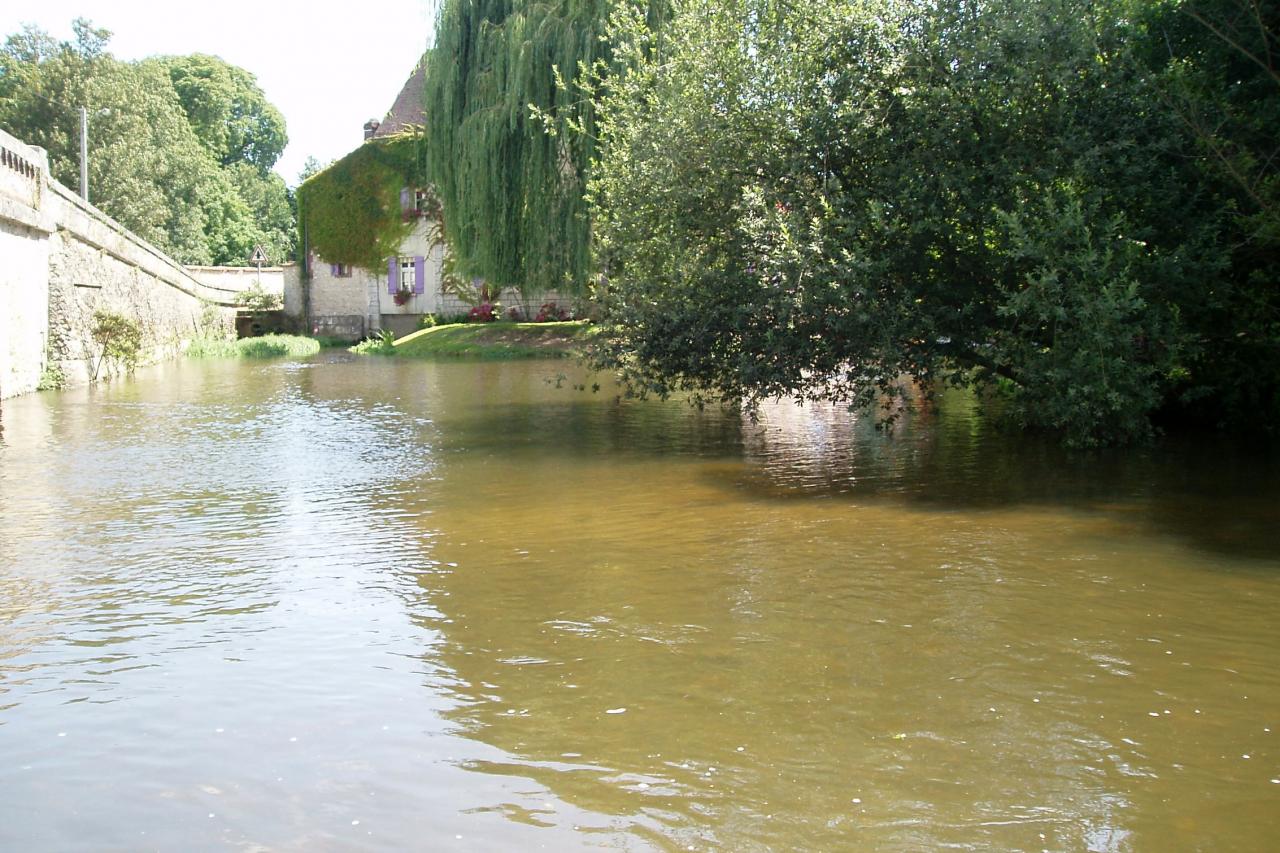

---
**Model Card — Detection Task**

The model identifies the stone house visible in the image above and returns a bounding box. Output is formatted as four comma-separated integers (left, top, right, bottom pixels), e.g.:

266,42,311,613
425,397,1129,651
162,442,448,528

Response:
285,60,575,341
284,60,453,339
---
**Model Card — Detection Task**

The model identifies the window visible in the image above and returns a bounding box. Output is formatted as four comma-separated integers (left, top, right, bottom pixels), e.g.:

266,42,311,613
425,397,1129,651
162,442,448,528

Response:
400,258,415,292
388,255,424,297
330,263,352,278
414,189,430,213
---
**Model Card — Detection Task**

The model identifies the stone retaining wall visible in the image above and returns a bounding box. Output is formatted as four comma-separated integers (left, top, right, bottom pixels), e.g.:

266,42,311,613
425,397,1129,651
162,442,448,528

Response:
186,265,285,299
0,127,239,399
0,131,54,401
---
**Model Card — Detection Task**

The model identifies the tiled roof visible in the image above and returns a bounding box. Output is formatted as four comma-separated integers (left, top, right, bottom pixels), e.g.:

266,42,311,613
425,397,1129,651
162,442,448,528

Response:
372,57,427,138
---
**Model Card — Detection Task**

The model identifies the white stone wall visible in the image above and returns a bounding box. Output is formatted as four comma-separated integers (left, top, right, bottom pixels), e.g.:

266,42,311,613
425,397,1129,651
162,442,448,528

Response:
0,126,237,399
374,218,447,317
304,255,373,339
435,287,578,320
45,227,217,386
309,260,371,318
282,262,303,318
186,265,284,300
1,132,54,399
1,219,52,399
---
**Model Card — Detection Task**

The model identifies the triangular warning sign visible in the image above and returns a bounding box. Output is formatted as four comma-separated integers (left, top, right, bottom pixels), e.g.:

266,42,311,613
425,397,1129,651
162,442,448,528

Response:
249,245,269,264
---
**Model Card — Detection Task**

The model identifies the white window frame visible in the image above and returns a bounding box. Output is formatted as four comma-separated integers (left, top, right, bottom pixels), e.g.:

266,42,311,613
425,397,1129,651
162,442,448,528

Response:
399,258,415,293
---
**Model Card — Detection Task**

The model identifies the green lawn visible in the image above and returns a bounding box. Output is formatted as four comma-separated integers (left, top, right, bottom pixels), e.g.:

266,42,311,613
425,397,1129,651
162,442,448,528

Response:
365,321,593,359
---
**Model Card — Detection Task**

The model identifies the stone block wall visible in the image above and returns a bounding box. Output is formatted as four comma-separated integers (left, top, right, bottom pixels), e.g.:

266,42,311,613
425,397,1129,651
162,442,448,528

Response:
281,262,303,318
42,181,237,387
283,257,371,341
1,219,52,399
435,287,578,320
0,127,238,400
1,131,54,400
186,266,284,300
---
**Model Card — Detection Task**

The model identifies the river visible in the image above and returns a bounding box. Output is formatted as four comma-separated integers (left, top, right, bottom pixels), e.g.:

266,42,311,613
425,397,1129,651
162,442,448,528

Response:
1,352,1277,851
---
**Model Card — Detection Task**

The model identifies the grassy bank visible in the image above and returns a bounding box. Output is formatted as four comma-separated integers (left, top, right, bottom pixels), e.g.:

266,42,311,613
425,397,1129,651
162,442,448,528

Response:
357,321,592,359
188,334,322,359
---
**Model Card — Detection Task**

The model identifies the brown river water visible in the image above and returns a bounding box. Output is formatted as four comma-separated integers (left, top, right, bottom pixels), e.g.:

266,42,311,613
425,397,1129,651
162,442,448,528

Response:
0,352,1277,851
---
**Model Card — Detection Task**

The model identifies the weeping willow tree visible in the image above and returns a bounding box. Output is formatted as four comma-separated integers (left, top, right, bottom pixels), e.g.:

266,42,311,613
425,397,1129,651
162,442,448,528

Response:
424,0,667,303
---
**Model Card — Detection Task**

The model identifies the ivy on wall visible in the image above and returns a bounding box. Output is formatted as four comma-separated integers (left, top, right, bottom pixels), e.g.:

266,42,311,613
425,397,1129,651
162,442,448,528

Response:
295,131,427,272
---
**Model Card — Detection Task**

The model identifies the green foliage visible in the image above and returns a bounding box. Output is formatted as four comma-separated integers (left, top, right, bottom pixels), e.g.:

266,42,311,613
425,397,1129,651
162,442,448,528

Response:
187,334,320,359
296,156,327,184
588,0,1275,445
0,20,294,265
184,336,240,358
36,362,67,391
227,162,295,262
295,134,425,271
156,53,286,175
195,298,229,341
90,309,143,377
350,329,398,356
236,281,283,314
351,339,388,356
1135,0,1280,429
423,0,669,299
236,335,320,358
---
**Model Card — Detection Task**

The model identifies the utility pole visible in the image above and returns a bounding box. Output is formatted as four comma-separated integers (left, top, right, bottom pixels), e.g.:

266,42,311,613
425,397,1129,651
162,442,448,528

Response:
79,106,88,203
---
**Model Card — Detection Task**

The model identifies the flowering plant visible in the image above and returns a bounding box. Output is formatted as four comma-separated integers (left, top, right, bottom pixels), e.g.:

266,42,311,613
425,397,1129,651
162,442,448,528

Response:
468,301,499,322
534,301,569,322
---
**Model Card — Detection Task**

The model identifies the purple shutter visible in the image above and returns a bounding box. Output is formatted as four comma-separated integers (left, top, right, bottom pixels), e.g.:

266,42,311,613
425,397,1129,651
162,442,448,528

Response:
413,256,425,294
330,264,338,277
388,256,398,294
400,188,411,213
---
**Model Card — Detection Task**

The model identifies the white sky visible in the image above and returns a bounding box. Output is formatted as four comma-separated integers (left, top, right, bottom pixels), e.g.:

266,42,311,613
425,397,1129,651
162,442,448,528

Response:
0,1,436,185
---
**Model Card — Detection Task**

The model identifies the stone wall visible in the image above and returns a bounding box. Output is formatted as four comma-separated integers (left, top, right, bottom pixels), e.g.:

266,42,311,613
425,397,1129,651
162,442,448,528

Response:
42,181,238,387
434,287,577,321
1,131,54,400
0,218,52,399
283,257,371,341
375,219,446,319
186,265,284,299
0,127,238,400
281,262,303,318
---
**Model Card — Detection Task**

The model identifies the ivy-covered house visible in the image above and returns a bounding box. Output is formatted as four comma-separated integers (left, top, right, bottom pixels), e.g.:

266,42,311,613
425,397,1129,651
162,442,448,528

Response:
288,60,465,340
288,57,581,340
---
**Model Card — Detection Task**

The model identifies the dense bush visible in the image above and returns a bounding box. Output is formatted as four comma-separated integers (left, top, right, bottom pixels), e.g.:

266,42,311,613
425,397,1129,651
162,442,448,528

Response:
188,334,319,359
587,0,1278,445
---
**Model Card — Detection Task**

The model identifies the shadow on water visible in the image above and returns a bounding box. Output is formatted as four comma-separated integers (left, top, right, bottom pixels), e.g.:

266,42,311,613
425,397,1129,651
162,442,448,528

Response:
435,384,1280,564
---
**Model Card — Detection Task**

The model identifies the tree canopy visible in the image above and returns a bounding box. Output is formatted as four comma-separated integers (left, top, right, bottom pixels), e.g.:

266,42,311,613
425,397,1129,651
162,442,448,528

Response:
422,0,668,301
0,19,294,265
156,53,287,175
586,0,1280,445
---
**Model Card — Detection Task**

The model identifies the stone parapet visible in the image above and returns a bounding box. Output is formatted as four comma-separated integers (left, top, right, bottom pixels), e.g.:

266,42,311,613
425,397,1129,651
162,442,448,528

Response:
0,129,240,400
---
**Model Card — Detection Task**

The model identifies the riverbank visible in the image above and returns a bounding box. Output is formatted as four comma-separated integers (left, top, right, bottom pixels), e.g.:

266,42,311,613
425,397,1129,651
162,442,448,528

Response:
359,321,592,359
